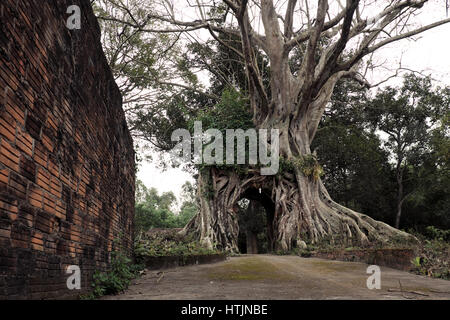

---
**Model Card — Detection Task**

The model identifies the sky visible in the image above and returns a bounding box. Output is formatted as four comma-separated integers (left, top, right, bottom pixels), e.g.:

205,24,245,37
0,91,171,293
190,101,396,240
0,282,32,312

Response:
136,1,450,204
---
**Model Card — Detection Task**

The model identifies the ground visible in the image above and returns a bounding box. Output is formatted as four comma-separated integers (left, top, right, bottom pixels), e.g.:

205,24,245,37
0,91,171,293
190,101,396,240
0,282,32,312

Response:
102,255,450,300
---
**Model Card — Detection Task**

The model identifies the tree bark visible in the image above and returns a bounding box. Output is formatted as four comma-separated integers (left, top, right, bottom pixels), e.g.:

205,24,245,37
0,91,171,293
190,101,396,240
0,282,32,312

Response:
182,150,417,253
395,172,404,229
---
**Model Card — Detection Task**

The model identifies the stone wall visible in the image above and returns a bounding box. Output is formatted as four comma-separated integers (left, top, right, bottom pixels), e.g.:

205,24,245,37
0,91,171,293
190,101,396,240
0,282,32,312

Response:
311,248,416,271
0,0,135,299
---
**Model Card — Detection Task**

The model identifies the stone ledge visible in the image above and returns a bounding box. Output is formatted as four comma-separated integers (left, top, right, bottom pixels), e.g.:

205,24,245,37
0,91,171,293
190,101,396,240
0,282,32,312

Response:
143,254,227,270
309,248,417,271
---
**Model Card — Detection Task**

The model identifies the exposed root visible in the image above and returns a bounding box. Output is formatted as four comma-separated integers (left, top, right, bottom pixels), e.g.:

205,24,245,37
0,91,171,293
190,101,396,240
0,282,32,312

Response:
182,167,417,252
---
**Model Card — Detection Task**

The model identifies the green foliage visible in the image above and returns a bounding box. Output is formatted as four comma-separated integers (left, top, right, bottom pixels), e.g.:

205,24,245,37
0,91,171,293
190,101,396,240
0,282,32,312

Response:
278,155,324,180
292,155,324,180
191,87,252,133
134,180,197,234
135,231,221,262
177,202,197,226
412,256,422,268
424,226,450,242
314,74,450,230
93,0,189,154
313,78,394,222
366,74,449,227
407,228,450,280
189,87,258,171
83,242,144,299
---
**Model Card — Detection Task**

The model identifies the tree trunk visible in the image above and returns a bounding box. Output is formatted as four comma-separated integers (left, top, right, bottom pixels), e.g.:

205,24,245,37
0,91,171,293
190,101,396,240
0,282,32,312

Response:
395,177,403,229
182,149,417,253
395,160,405,229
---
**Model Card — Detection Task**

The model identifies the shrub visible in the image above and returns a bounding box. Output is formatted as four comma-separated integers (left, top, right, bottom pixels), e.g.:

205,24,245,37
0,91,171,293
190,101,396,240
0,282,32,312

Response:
409,227,450,280
83,243,143,299
424,226,450,242
134,230,221,262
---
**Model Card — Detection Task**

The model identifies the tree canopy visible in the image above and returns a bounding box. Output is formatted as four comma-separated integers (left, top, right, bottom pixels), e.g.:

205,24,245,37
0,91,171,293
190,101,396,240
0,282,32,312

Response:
94,0,450,251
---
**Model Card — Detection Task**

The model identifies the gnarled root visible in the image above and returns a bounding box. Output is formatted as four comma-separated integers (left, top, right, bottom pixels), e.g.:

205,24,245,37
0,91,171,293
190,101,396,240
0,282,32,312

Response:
182,167,417,252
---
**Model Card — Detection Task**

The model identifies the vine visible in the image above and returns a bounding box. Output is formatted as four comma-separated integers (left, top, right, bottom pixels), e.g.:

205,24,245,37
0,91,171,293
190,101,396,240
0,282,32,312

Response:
278,155,324,180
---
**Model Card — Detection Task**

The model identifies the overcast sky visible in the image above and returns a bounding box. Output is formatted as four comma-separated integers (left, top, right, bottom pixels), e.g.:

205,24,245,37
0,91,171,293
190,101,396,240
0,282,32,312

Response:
136,2,450,207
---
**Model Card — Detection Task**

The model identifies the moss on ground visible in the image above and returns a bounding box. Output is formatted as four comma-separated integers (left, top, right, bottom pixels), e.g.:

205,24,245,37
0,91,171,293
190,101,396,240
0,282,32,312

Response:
308,260,362,273
207,256,295,281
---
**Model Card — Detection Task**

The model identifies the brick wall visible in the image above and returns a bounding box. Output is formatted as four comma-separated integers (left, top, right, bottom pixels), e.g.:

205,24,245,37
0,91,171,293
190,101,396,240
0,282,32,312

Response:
0,0,135,299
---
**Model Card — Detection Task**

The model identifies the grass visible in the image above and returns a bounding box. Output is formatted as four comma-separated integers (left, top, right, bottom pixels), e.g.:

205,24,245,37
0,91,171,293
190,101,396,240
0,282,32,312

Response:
207,256,295,281
308,260,362,273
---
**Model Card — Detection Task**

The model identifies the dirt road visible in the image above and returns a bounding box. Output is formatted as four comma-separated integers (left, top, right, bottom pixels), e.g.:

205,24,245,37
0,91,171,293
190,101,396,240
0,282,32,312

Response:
102,255,450,300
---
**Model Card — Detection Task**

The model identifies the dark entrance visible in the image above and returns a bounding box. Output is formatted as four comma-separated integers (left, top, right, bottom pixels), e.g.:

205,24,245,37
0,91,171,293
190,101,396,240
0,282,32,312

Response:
237,188,275,254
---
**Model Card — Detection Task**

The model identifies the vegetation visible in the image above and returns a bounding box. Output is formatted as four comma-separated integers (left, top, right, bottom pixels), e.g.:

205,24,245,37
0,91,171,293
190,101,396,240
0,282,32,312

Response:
279,155,325,180
134,230,221,263
314,74,449,232
410,227,450,280
82,241,144,299
277,226,449,281
134,180,197,234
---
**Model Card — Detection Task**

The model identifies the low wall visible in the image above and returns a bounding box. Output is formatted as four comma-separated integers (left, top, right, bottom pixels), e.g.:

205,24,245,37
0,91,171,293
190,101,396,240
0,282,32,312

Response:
311,248,416,271
143,254,227,270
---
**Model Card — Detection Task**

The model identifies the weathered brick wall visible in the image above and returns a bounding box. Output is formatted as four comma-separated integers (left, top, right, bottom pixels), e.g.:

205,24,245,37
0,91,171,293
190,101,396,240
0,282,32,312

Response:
0,0,135,299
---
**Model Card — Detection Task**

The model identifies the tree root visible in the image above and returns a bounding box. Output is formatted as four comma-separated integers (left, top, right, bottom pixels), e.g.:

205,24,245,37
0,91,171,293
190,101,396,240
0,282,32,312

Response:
182,167,417,252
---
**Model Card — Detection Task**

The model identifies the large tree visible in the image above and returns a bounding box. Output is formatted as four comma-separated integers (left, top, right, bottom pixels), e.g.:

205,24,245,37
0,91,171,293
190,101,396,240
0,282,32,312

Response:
97,1,450,251
366,74,448,229
313,78,394,223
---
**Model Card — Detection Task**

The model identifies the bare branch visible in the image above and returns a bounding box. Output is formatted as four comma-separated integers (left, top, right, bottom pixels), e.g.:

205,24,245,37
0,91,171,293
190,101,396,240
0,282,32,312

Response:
367,17,450,54
284,0,298,39
285,4,347,51
299,0,329,88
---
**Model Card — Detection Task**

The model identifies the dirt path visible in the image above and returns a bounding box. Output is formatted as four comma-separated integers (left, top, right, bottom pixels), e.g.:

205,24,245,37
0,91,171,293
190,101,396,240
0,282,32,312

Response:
102,255,450,300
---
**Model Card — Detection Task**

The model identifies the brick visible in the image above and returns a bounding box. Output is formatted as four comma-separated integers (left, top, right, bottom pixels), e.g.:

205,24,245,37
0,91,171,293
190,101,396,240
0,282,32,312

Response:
8,172,27,200
49,176,61,199
43,193,56,214
28,184,43,209
18,205,34,227
19,155,36,182
0,228,11,238
0,169,9,185
0,196,19,217
41,133,53,153
31,236,43,246
4,103,25,126
36,167,50,192
33,142,47,168
0,116,16,142
31,243,44,251
16,128,33,157
47,156,59,177
0,140,20,171
11,239,29,249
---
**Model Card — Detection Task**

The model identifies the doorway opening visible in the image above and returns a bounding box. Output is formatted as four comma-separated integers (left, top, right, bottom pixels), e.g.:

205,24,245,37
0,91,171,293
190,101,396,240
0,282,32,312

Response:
237,187,275,254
